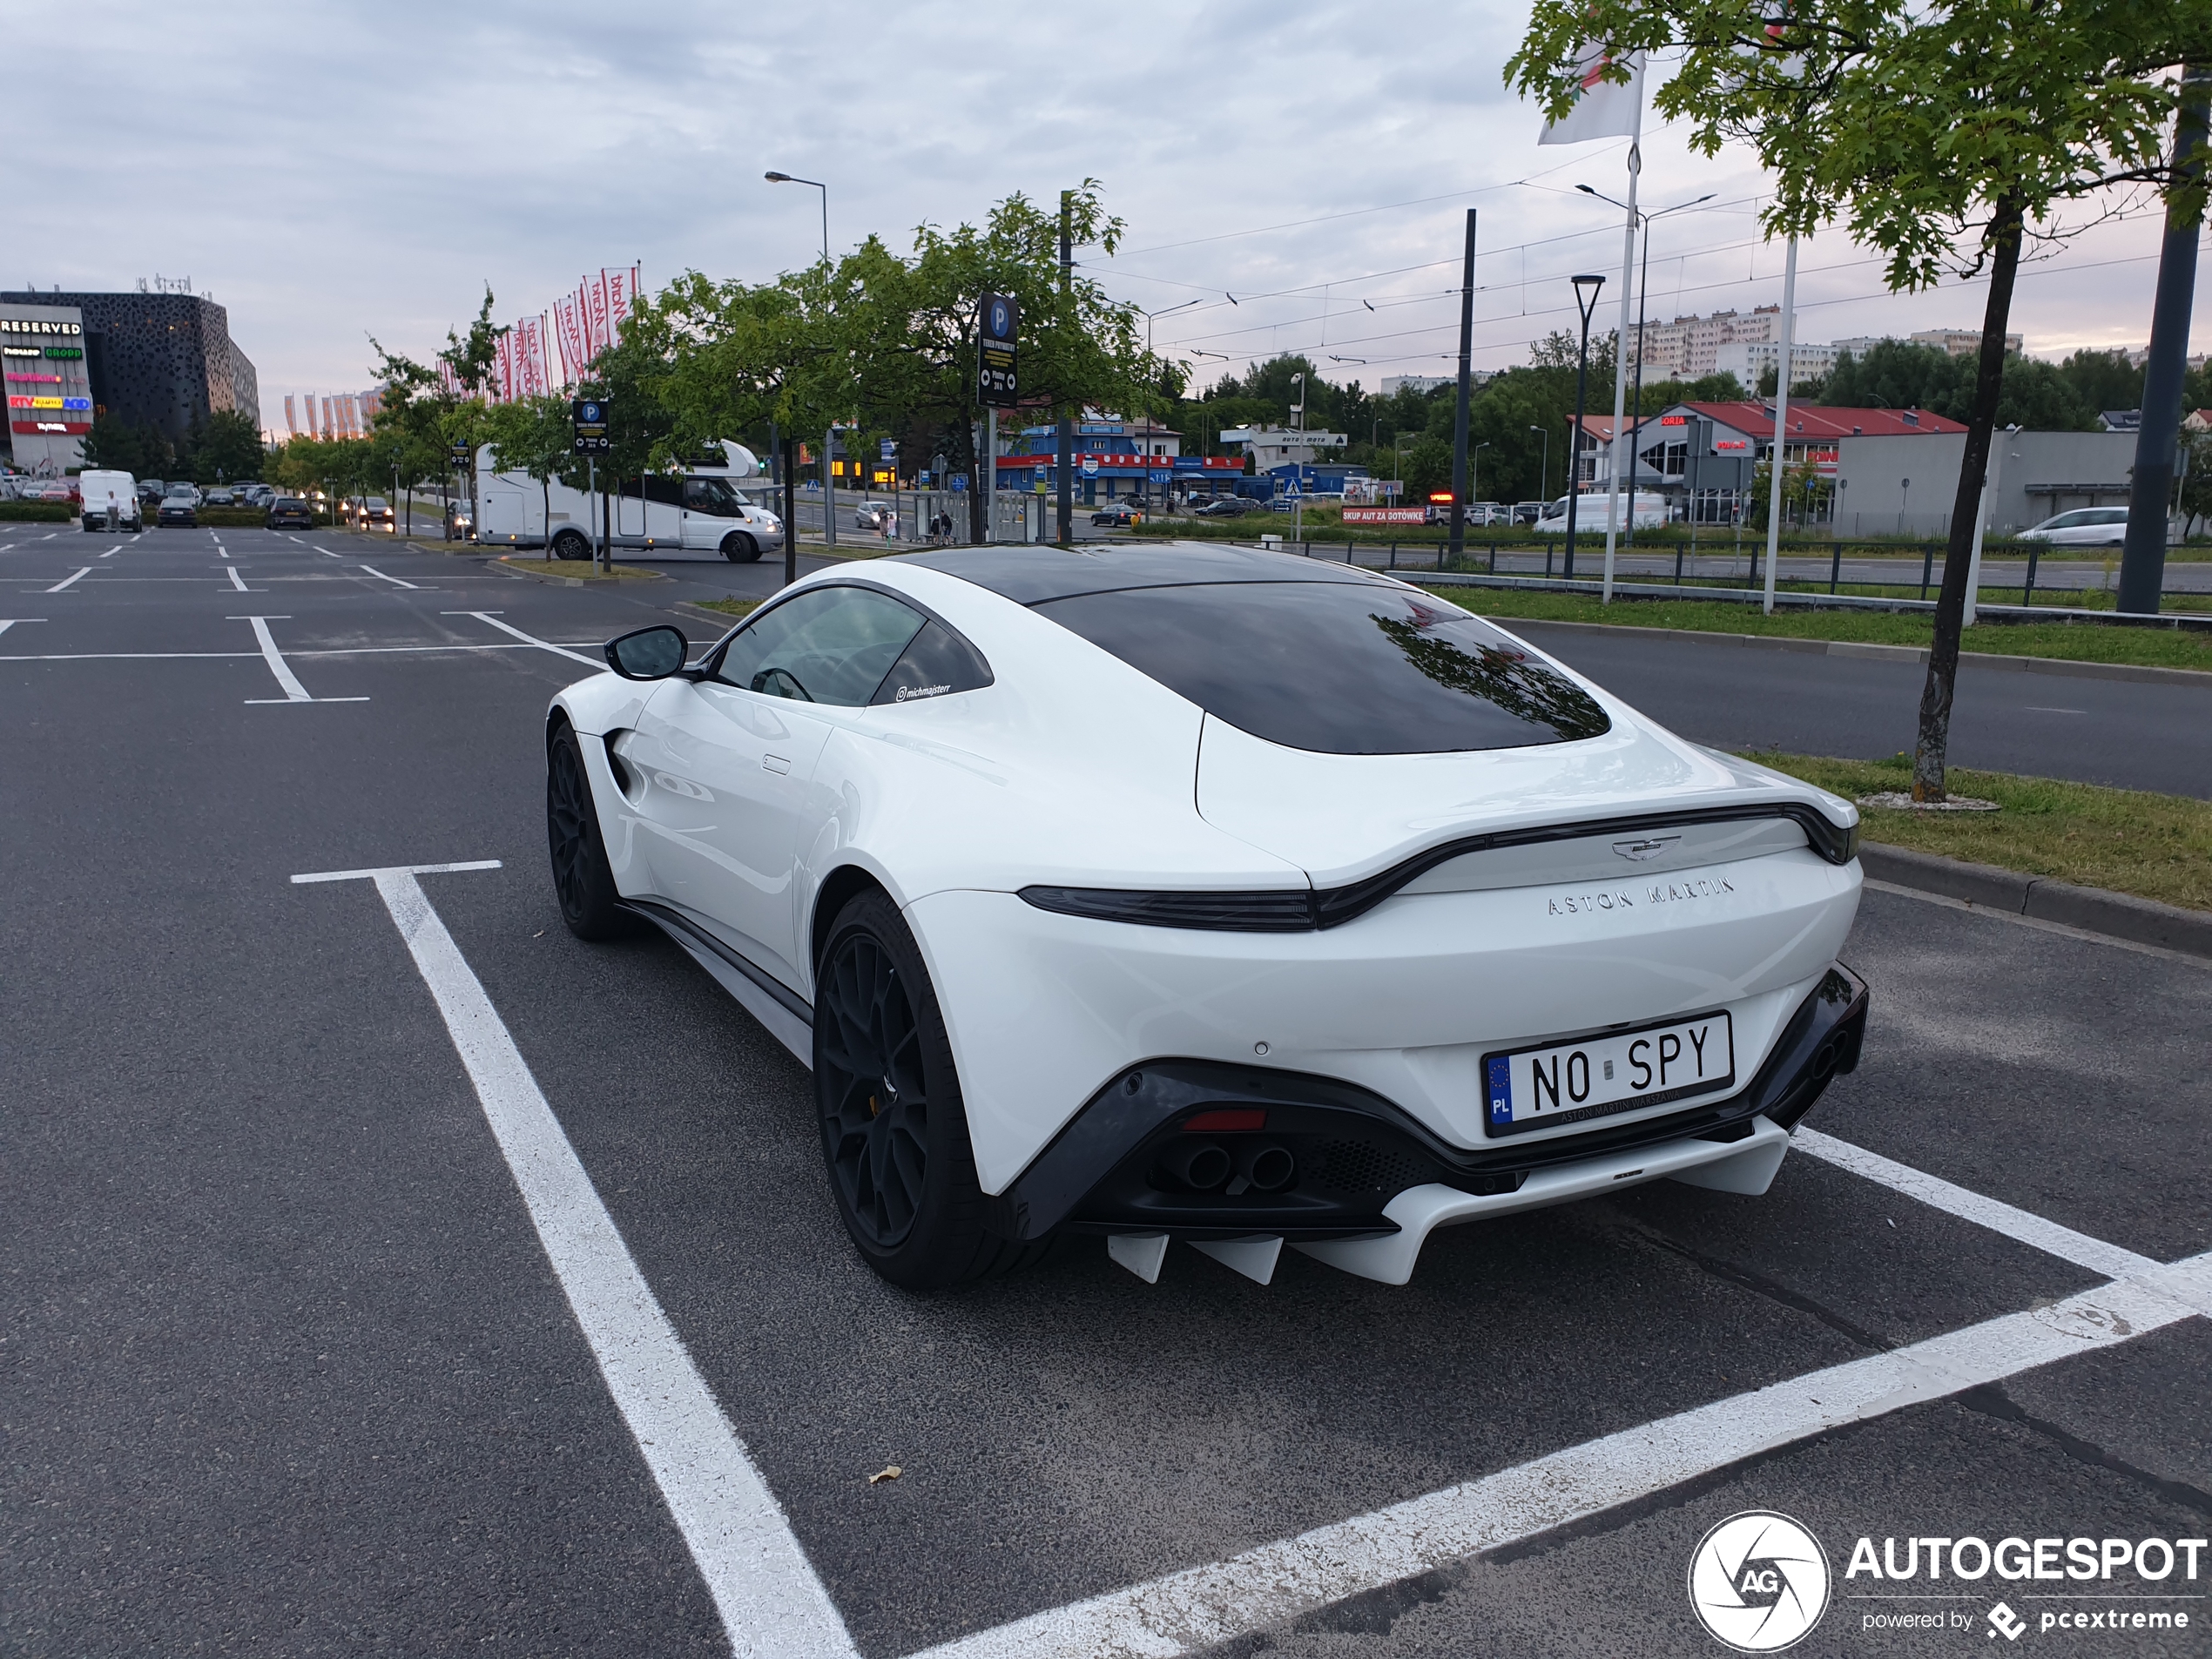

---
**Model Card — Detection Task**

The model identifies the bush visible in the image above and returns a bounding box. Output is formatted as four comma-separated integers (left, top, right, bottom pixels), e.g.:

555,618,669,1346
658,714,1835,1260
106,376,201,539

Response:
199,507,280,526
0,501,71,522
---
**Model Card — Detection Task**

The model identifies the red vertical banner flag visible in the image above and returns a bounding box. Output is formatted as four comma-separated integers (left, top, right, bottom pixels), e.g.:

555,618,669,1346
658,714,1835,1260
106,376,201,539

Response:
284,395,297,436
551,295,577,385
604,266,628,338
587,272,610,355
321,397,334,438
493,334,512,403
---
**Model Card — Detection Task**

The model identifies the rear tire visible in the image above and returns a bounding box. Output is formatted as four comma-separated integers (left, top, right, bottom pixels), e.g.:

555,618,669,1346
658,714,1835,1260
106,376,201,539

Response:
814,891,1045,1289
546,725,632,941
550,528,591,561
721,532,761,563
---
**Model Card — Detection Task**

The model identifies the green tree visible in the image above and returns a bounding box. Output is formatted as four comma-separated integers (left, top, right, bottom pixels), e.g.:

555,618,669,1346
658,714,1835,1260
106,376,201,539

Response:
1513,0,2209,799
179,410,268,483
2178,426,2212,537
2055,347,2148,415
79,415,171,476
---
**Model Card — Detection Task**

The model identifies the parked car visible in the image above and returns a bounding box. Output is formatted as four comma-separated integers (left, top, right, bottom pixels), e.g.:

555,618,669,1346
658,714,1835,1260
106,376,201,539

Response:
35,479,78,503
1192,497,1258,517
156,484,199,528
549,543,1869,1288
1091,504,1145,528
266,496,315,529
138,478,166,505
78,469,141,532
204,487,237,508
2017,507,2128,547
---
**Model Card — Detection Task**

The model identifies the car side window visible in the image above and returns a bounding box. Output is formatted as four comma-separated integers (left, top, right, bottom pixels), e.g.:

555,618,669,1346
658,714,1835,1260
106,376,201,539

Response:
870,620,995,705
715,586,927,707
2094,508,2130,524
684,476,737,515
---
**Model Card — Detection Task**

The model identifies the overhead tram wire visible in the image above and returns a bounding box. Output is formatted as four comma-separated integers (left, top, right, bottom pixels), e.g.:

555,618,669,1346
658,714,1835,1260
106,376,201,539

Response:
1156,242,2180,376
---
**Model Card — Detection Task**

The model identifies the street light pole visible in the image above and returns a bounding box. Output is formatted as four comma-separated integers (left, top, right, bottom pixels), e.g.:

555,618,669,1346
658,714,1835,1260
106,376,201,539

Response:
766,170,833,551
1291,372,1305,543
1529,425,1550,504
1139,299,1202,511
1578,186,1713,565
1564,274,1606,581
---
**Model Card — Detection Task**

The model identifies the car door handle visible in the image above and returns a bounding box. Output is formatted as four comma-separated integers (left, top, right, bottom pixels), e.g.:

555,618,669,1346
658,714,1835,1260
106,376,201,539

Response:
763,754,792,774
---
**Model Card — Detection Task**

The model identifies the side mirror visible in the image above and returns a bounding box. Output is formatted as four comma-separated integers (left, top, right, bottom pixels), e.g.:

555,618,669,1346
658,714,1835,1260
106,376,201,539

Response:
604,624,690,681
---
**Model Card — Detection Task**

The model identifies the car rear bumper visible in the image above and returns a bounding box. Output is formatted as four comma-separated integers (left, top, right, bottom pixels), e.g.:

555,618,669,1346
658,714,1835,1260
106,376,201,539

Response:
985,963,1867,1280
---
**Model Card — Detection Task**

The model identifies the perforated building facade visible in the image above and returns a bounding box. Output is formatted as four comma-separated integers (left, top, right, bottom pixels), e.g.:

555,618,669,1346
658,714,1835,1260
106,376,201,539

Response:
0,290,260,446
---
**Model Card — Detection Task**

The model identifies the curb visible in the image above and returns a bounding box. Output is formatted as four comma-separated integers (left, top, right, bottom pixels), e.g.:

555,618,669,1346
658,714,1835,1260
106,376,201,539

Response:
1859,842,2212,960
1495,615,2212,689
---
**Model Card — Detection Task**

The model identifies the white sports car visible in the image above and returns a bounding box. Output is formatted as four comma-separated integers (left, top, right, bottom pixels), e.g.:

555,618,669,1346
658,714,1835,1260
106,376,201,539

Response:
545,543,1868,1290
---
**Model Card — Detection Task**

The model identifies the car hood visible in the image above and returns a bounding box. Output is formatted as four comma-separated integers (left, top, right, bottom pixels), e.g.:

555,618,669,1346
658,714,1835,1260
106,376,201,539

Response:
1193,638,1854,888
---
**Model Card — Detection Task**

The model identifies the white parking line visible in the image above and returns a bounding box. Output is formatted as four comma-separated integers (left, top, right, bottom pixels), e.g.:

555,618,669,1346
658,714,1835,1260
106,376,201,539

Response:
0,641,606,662
358,563,420,589
913,1252,2212,1659
44,567,91,593
450,610,601,666
0,618,46,638
1794,1129,2159,1279
99,545,122,557
233,615,368,705
226,566,250,592
293,863,858,1659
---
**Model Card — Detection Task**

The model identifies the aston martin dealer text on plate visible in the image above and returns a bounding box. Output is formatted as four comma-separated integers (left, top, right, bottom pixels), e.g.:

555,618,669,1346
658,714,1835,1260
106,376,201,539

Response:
1484,1012,1735,1136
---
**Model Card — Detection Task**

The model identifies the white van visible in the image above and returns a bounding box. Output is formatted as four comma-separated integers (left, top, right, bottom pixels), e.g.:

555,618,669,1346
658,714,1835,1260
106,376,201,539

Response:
473,441,784,562
1532,491,1669,534
78,469,141,532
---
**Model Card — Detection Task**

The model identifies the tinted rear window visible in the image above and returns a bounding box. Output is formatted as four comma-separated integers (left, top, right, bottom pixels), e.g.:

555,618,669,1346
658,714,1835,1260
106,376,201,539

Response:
1033,582,1609,754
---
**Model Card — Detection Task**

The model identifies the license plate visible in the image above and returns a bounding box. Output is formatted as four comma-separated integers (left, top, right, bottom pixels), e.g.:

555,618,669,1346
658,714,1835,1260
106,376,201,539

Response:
1483,1011,1735,1137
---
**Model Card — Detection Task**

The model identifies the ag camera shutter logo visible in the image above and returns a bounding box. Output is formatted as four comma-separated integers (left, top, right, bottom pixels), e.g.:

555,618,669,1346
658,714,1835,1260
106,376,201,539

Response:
1688,1511,1831,1652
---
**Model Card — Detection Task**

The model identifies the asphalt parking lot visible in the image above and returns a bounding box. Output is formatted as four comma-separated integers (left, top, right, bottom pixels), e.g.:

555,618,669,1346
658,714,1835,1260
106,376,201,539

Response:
4,526,2209,1658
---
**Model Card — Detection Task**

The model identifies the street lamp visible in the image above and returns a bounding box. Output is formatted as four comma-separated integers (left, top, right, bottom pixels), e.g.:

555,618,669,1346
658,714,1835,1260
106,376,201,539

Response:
764,171,828,264
1136,299,1203,512
1291,372,1305,541
1578,187,1715,546
767,170,833,551
1564,273,1606,580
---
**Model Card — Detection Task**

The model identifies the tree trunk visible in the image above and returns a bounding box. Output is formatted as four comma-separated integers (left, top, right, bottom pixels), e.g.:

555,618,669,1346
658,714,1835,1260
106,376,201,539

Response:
959,412,985,543
1912,199,2024,803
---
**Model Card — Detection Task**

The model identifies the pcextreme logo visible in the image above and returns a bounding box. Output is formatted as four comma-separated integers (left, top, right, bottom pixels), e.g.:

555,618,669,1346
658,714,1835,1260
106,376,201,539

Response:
1689,1511,1831,1652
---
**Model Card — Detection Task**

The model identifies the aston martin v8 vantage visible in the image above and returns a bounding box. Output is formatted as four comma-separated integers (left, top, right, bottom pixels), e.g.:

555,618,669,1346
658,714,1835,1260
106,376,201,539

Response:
545,543,1868,1289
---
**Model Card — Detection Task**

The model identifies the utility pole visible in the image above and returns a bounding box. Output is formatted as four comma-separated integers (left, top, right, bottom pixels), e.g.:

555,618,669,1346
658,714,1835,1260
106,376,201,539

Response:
1449,208,1476,568
782,435,798,587
2118,64,2209,616
1057,190,1074,547
1761,236,1799,615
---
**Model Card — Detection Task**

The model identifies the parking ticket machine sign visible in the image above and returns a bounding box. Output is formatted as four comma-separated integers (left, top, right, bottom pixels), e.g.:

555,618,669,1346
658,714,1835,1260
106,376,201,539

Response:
571,398,610,454
976,293,1018,408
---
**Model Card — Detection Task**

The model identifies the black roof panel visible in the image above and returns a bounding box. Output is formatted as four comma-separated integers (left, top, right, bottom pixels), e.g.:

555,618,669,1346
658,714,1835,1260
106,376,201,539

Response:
898,540,1396,605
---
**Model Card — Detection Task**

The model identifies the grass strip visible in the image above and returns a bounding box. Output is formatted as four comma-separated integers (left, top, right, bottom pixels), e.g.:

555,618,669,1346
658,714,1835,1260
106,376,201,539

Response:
1743,751,2212,912
498,556,663,582
1461,589,2212,672
689,597,763,617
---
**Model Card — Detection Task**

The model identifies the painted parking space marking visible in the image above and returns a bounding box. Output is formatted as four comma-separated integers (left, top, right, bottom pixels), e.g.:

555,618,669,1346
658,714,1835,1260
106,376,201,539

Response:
226,566,251,592
449,610,601,667
0,641,606,663
0,618,46,639
99,544,123,557
358,563,421,590
44,568,91,593
912,1251,2211,1659
293,861,859,1659
233,615,368,705
1793,1129,2159,1279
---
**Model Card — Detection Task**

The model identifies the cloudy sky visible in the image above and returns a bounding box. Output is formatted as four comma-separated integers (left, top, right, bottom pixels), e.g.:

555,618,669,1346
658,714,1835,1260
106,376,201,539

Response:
24,0,2205,426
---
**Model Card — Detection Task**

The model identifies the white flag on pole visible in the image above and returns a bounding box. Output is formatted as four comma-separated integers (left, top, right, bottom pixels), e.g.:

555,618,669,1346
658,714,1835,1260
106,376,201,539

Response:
1538,43,1645,145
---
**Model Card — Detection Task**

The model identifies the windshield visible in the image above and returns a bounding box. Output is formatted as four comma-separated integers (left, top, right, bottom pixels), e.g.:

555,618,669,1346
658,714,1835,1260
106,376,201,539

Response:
684,475,745,516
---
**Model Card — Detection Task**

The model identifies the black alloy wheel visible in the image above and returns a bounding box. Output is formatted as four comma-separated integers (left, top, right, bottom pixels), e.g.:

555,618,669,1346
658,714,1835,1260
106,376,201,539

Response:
545,725,631,939
550,527,591,561
813,891,1046,1288
721,532,760,563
